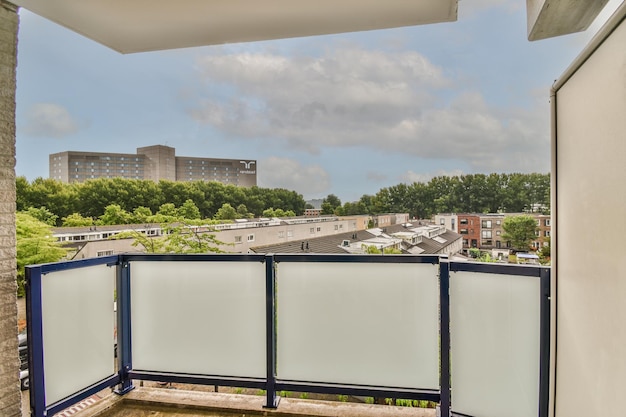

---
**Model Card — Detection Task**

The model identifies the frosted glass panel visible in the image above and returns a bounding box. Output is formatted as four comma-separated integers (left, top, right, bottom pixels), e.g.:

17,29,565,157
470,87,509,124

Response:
130,261,266,378
41,264,116,405
276,262,439,389
450,271,541,417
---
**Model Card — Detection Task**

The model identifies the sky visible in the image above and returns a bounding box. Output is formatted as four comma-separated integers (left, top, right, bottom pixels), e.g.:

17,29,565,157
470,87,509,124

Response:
14,0,623,203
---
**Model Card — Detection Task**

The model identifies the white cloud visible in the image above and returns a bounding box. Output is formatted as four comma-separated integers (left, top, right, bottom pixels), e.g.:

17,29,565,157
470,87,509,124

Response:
258,157,330,194
23,103,80,138
190,44,550,174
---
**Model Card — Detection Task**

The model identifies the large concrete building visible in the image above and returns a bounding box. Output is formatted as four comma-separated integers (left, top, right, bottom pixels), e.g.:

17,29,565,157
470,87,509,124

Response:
49,145,257,186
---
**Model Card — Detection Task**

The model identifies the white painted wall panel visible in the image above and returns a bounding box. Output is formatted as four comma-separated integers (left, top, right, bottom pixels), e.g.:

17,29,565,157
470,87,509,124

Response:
554,10,626,417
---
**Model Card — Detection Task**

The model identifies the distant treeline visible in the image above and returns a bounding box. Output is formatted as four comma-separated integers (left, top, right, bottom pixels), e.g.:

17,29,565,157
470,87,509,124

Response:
16,177,307,226
334,173,550,219
17,172,549,226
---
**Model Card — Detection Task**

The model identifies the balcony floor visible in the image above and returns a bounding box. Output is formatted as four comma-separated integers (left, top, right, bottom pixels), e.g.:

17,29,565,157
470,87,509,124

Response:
59,387,436,417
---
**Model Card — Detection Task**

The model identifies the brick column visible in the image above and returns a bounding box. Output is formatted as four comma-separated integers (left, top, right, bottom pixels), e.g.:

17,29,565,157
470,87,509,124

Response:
0,1,20,416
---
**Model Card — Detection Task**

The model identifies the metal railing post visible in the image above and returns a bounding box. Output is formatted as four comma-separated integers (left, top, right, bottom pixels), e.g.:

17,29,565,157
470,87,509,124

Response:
439,259,451,417
264,254,279,408
115,258,134,395
539,267,551,417
26,266,46,417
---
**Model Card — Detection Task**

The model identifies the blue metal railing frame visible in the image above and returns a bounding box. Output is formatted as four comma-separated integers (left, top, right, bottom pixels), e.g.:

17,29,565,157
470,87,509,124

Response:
26,255,121,417
26,254,550,417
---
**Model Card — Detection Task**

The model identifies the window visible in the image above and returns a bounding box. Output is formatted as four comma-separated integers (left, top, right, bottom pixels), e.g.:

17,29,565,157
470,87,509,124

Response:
460,228,468,235
334,225,339,230
545,219,551,226
460,219,468,225
496,220,501,225
287,230,293,237
234,235,242,243
536,220,541,226
278,231,285,238
535,231,540,237
97,250,114,257
481,230,492,239
317,227,321,232
440,218,445,225
462,239,469,246
496,230,501,236
481,220,492,228
247,234,254,242
310,228,315,234
544,231,551,237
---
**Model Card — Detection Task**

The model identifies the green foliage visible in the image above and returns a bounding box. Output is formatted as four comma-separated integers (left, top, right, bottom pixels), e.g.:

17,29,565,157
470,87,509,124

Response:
321,194,342,215
177,199,201,220
236,204,253,218
25,206,58,226
299,393,309,399
214,203,238,220
502,215,538,251
262,207,296,217
337,395,348,402
538,237,551,264
362,245,402,254
61,213,95,227
113,222,228,254
17,213,68,296
338,173,550,219
468,247,481,258
16,177,307,223
365,397,374,404
99,204,132,225
131,206,153,224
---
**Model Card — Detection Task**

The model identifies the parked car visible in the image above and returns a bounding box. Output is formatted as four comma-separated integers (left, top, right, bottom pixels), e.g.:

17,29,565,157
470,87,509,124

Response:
18,331,29,390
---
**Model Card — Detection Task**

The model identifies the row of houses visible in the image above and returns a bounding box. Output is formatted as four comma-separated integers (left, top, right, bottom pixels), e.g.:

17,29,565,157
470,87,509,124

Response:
435,212,551,254
54,213,431,259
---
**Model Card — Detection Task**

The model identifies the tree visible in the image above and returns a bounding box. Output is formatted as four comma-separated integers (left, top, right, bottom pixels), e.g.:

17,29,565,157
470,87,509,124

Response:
131,206,153,224
262,207,296,218
362,245,402,254
214,203,238,220
25,207,58,226
98,204,132,225
16,213,68,296
112,222,227,254
236,204,253,219
321,194,341,215
178,199,201,220
538,237,551,264
502,215,538,251
61,213,95,227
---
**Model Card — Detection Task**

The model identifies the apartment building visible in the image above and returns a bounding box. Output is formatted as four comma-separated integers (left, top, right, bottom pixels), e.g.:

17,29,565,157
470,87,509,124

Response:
438,212,551,253
49,144,257,186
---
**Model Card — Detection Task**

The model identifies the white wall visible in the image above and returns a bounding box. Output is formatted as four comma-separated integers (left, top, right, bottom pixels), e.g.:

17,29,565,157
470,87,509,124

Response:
552,5,626,416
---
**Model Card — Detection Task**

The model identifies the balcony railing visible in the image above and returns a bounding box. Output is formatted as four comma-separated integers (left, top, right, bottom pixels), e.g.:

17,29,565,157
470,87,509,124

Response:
25,254,550,417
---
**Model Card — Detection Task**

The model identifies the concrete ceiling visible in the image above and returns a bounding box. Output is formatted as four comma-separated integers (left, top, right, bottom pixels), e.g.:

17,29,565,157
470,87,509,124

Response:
11,0,458,53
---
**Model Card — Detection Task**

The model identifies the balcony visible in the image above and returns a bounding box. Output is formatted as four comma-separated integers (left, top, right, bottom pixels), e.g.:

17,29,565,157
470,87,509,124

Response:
25,254,549,417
